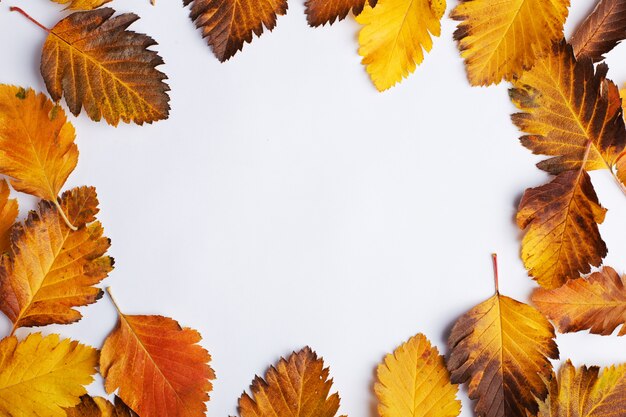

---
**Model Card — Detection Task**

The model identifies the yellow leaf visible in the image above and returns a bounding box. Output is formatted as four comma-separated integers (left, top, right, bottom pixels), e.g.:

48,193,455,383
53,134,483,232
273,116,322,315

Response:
0,85,78,202
451,0,570,85
0,180,17,254
356,0,445,91
51,0,112,10
238,347,342,417
0,186,113,332
0,333,98,417
376,333,460,417
537,360,626,417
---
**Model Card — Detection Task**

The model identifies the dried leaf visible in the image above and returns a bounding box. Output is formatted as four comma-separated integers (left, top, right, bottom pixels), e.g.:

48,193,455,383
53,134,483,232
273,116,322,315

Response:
51,0,112,10
533,266,626,335
0,180,17,254
447,287,559,417
571,0,626,62
0,333,98,417
451,0,570,85
0,186,112,331
356,0,445,91
536,360,626,417
305,0,376,27
0,85,78,202
66,395,138,417
376,334,460,417
510,41,626,175
41,8,170,125
183,0,288,62
100,306,214,417
238,347,342,417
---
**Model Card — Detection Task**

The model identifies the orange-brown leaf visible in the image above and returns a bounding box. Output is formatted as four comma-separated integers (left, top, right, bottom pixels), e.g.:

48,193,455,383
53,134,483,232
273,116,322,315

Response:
305,0,376,26
51,0,112,10
517,169,607,289
66,396,138,417
510,41,626,175
571,0,626,62
0,86,78,202
0,180,17,254
238,347,342,417
100,312,214,417
533,267,626,336
0,186,112,330
183,0,288,62
41,8,170,125
447,290,558,417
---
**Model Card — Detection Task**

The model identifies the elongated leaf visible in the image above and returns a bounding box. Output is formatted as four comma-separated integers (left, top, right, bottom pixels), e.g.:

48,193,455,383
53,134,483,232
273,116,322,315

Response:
571,0,626,62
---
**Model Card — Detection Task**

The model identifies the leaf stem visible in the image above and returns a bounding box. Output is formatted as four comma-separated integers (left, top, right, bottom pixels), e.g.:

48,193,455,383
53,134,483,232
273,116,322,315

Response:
8,322,17,338
492,253,499,294
105,287,123,316
9,7,50,32
53,200,77,231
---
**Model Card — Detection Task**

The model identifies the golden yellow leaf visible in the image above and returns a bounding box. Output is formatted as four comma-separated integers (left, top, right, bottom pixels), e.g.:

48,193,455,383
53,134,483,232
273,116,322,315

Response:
66,395,138,417
0,186,113,332
536,360,626,417
451,0,570,85
532,267,626,336
0,180,18,254
238,347,342,417
356,0,445,91
51,0,112,10
0,85,78,204
100,295,214,417
305,0,376,26
447,260,559,417
41,8,170,125
183,0,288,62
0,333,98,417
376,333,460,417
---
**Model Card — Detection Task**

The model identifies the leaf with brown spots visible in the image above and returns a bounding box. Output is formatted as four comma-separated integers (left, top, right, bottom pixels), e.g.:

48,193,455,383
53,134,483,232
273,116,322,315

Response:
66,396,138,417
571,0,626,63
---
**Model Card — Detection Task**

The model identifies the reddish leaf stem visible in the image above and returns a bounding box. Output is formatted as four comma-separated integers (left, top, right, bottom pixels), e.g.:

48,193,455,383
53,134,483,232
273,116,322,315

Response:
492,253,499,294
10,7,50,32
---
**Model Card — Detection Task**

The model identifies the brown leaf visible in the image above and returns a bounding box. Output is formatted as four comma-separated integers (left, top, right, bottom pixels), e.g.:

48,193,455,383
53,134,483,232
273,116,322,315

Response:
41,8,170,125
238,347,343,417
183,0,288,62
571,0,626,62
66,396,138,417
305,0,376,27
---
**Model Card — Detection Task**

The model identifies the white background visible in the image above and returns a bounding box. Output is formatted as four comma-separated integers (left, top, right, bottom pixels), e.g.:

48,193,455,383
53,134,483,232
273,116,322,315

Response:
1,0,626,415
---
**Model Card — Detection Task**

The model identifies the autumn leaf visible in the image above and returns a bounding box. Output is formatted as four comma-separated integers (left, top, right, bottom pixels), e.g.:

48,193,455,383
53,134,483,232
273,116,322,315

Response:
66,395,138,417
0,186,112,333
356,0,446,91
510,41,626,175
183,0,288,62
447,256,559,417
305,0,376,27
0,333,98,417
0,180,18,254
571,0,626,63
532,267,626,335
536,360,626,417
0,85,78,207
38,8,170,125
618,152,626,186
51,0,112,10
239,347,343,417
376,334,460,417
100,292,214,417
451,0,570,85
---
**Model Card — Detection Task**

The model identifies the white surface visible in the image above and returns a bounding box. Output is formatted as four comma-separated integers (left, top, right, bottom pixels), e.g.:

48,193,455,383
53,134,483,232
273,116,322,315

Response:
1,0,626,415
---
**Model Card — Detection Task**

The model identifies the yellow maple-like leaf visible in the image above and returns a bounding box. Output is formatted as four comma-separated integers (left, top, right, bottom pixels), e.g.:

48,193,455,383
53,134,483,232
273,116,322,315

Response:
41,8,170,125
0,333,98,417
533,267,626,336
447,264,559,417
376,333,460,417
239,347,343,417
356,0,445,91
100,298,215,417
536,360,626,417
451,0,570,85
0,85,78,204
0,180,17,254
0,186,113,332
51,0,111,10
66,395,138,417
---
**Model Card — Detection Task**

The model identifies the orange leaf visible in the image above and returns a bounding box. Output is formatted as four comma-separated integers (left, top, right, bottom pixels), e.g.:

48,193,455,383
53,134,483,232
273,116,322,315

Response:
41,8,170,125
0,186,112,331
183,0,288,62
51,0,112,10
238,347,343,417
0,86,78,202
571,0,626,63
0,180,18,254
305,0,376,27
100,300,214,417
533,266,626,336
